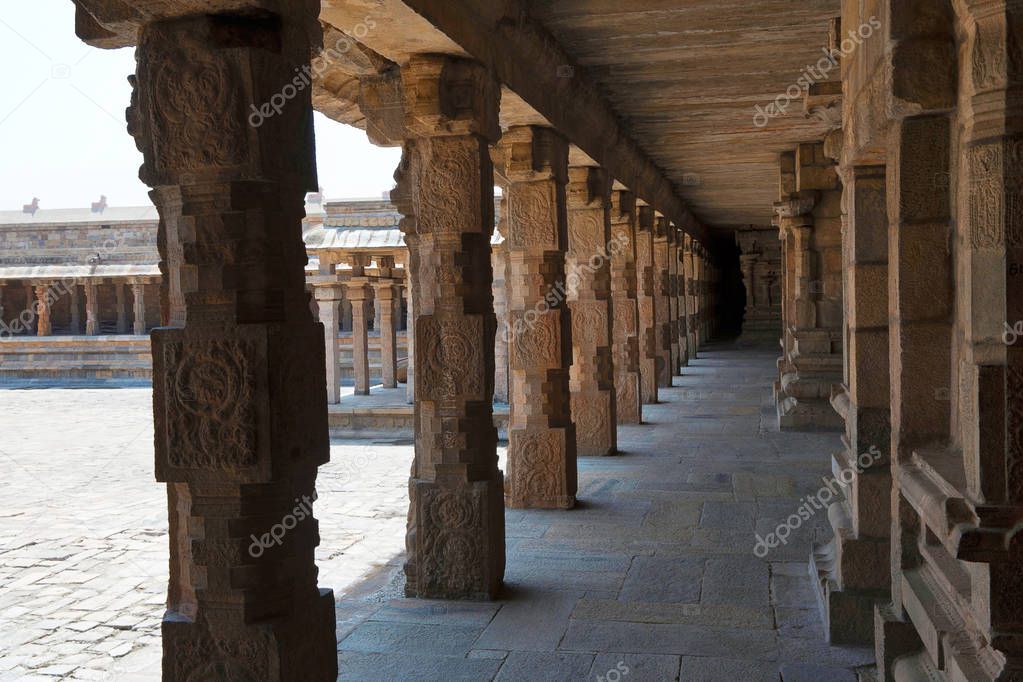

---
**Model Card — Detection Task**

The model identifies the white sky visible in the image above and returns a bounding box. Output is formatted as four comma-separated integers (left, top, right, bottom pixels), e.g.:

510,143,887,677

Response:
0,1,402,211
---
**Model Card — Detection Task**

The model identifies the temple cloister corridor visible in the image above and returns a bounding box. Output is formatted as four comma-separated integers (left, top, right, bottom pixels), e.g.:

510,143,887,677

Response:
0,342,877,680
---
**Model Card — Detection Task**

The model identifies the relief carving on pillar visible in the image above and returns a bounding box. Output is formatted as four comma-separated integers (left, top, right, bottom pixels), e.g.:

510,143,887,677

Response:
132,20,248,182
418,316,485,402
512,310,561,369
571,301,608,348
417,484,488,597
169,634,269,682
569,211,604,255
968,139,1023,248
509,181,558,249
510,431,563,503
160,336,258,476
413,138,482,236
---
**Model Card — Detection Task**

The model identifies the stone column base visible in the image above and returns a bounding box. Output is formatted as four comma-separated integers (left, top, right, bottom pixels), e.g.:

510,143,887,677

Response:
506,427,576,509
874,604,924,682
162,588,337,681
810,533,887,646
406,478,505,600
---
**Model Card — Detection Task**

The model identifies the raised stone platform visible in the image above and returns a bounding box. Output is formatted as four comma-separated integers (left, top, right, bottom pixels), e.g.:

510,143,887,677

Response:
328,386,510,438
0,336,152,384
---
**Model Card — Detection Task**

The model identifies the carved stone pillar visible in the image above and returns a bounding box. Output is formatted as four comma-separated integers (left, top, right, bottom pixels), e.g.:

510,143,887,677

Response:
127,12,336,680
494,126,577,508
773,145,844,431
345,271,371,396
491,201,510,404
566,166,617,456
131,281,146,335
314,284,344,404
676,230,690,368
403,281,415,404
683,236,698,357
394,55,504,599
70,284,82,335
84,282,98,336
115,282,129,334
373,277,399,389
667,229,681,375
610,190,642,424
22,284,36,334
812,164,891,644
636,205,659,404
653,216,673,388
33,283,51,336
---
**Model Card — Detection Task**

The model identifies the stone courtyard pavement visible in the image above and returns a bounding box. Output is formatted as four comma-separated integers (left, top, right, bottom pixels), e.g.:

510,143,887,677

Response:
0,343,875,680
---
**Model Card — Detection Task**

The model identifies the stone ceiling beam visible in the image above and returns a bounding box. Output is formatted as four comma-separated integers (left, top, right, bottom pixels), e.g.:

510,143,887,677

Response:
395,0,711,246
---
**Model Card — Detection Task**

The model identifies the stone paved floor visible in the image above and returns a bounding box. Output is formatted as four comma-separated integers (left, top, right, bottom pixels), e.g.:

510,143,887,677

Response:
0,342,875,680
335,344,875,681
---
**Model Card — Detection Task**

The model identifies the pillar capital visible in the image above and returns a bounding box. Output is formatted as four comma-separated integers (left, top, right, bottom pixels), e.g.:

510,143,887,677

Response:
567,166,611,210
493,126,569,185
401,54,501,143
637,205,656,233
610,189,636,224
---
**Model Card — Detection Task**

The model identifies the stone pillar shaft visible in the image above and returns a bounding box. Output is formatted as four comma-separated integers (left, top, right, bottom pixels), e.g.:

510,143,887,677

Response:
314,285,343,404
33,283,51,336
491,222,510,404
84,282,98,336
636,206,659,404
346,279,371,396
116,282,129,334
70,284,82,334
496,126,577,508
566,166,618,456
668,231,681,375
652,217,673,387
128,12,336,680
375,280,399,389
394,54,504,600
131,281,147,336
610,190,642,424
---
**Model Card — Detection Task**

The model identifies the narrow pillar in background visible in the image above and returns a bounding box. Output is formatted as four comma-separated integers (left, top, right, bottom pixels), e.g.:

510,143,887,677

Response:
115,282,129,334
84,282,98,336
652,216,673,387
33,283,51,336
609,189,642,424
345,264,371,396
373,274,399,389
131,281,146,335
395,54,505,599
70,284,82,334
128,11,336,679
403,281,415,404
492,201,510,404
496,126,577,508
636,205,659,404
22,284,36,334
668,228,681,375
684,235,698,358
314,284,344,404
566,166,617,456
